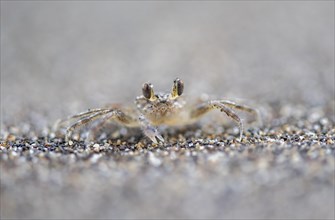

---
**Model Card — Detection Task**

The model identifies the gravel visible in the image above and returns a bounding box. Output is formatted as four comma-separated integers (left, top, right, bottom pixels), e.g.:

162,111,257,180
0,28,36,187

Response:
1,103,334,219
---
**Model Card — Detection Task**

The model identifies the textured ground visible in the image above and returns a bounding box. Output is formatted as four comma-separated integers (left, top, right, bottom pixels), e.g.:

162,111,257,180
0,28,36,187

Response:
1,103,334,219
1,1,334,219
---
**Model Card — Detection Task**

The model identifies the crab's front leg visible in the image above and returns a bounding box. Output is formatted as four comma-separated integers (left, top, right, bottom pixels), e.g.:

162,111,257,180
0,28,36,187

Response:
138,115,164,144
190,100,246,141
64,108,138,142
217,100,262,126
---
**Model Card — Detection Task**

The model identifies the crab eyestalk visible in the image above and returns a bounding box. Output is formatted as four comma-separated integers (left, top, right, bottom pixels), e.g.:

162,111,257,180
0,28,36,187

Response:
142,83,156,101
171,78,184,99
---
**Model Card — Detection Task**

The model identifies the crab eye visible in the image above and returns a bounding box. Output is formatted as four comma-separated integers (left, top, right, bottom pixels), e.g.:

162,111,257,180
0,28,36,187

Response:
175,78,184,96
171,78,184,98
142,83,154,100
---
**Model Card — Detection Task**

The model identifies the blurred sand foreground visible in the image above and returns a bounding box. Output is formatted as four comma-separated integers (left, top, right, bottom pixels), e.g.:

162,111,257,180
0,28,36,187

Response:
1,2,334,219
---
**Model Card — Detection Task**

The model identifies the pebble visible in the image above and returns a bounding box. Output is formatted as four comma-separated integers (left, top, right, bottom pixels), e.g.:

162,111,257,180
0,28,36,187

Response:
93,143,100,152
148,152,162,167
0,104,333,180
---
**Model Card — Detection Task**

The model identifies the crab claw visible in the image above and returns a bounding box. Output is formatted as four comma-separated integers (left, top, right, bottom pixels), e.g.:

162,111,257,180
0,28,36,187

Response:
139,114,165,143
143,126,165,144
155,133,165,143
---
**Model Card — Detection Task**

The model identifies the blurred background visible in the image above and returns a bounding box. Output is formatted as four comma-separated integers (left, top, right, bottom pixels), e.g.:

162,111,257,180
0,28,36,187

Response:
1,1,334,127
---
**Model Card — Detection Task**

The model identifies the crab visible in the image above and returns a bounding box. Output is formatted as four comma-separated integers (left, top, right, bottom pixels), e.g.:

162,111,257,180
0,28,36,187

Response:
59,78,259,144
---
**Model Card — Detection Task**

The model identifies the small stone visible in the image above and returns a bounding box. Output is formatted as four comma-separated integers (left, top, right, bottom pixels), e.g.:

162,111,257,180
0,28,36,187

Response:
208,152,223,163
320,118,329,125
326,139,333,144
7,134,16,142
170,151,177,160
148,152,162,167
90,154,101,163
93,143,100,152
135,142,144,149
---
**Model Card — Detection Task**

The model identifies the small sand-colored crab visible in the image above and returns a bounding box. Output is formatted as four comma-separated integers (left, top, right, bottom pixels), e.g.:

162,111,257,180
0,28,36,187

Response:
60,78,258,143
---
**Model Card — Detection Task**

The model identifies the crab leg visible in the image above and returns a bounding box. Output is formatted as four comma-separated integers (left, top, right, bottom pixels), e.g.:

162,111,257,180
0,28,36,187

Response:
217,100,255,114
66,109,139,141
66,109,138,139
66,110,113,140
190,101,244,140
57,108,110,129
218,100,262,126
